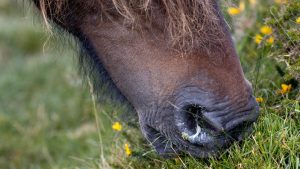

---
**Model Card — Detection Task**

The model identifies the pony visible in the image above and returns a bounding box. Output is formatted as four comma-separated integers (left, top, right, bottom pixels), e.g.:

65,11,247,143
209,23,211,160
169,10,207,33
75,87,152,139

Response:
31,0,259,157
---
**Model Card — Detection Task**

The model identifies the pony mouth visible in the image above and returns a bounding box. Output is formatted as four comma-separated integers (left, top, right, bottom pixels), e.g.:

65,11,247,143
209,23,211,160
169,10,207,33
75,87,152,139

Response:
181,123,253,148
142,122,254,158
181,125,215,146
181,121,254,145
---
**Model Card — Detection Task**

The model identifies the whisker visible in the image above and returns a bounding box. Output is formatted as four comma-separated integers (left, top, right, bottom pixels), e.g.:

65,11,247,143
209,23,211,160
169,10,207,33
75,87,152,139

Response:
166,101,181,110
150,135,163,145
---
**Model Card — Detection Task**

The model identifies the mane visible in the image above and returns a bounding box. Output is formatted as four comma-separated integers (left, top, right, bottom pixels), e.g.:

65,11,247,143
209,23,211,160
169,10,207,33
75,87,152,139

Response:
34,0,224,50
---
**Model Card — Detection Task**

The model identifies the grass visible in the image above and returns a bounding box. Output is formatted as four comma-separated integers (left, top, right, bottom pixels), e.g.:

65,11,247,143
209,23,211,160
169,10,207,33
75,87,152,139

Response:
0,0,299,169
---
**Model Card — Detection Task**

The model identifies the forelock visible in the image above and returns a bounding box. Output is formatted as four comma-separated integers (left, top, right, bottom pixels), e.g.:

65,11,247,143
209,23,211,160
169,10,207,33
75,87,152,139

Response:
34,0,225,51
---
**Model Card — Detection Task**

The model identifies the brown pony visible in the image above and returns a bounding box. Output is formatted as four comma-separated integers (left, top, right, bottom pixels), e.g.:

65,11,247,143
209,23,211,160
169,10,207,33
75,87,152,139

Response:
32,0,259,158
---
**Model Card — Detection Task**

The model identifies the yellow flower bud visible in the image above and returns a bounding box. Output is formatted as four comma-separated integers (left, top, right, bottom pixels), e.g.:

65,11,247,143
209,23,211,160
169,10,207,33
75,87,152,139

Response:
254,34,263,44
112,122,122,131
266,36,275,44
227,7,241,16
260,26,273,35
124,143,132,156
256,97,264,103
296,17,300,24
280,84,292,94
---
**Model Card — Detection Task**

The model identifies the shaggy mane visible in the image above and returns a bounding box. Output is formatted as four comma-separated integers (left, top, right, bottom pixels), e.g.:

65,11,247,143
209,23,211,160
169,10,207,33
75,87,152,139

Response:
34,0,223,50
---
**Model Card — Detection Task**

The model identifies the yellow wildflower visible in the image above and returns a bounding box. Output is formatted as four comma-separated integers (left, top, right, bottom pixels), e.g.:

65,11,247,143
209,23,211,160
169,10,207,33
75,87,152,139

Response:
256,97,264,103
228,1,245,16
124,143,132,156
275,0,287,4
249,0,257,6
227,7,241,16
296,17,300,24
239,1,245,11
280,84,292,94
266,36,275,44
254,34,263,44
260,26,273,35
112,122,122,131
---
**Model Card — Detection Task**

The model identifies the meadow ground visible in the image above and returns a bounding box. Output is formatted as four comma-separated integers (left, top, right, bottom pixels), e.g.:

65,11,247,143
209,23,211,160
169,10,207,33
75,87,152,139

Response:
0,0,299,168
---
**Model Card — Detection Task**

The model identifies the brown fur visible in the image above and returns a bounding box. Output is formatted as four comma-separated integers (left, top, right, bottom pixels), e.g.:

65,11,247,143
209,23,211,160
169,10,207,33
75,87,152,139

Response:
32,0,260,158
35,0,223,51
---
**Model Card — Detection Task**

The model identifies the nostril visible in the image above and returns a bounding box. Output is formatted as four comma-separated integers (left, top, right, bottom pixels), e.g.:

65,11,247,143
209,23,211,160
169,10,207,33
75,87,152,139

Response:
177,104,216,134
177,105,198,134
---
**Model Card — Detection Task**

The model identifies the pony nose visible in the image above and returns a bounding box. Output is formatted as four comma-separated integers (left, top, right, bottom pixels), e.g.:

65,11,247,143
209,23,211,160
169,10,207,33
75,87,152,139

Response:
203,97,260,132
175,96,259,140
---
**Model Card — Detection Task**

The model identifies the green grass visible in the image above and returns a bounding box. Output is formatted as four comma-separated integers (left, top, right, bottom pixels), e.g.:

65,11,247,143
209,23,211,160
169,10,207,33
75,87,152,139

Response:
0,1,299,169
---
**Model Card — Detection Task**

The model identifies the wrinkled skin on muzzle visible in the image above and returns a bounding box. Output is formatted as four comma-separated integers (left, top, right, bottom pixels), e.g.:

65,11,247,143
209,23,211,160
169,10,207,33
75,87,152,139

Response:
33,0,260,158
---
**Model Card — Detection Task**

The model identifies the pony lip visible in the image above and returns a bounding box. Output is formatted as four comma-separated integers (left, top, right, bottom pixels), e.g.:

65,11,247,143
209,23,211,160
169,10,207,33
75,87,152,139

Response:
184,125,215,146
